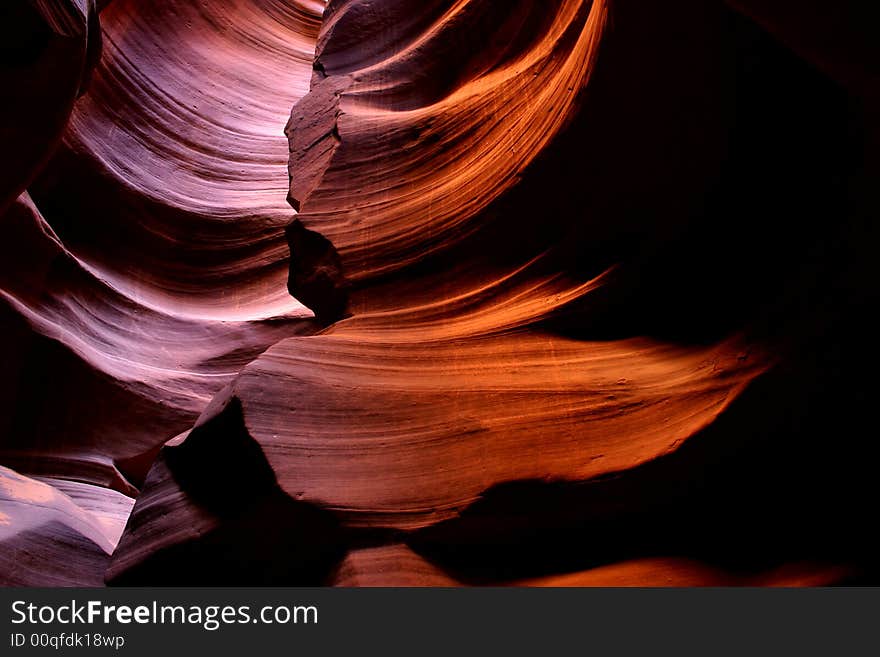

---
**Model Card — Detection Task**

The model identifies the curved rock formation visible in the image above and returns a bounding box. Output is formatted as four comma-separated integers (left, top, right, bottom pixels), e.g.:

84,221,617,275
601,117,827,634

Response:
0,0,100,215
2,0,878,586
0,465,127,586
1,0,324,582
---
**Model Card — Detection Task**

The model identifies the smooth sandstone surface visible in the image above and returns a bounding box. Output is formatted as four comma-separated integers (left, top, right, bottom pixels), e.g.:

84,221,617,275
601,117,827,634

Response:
1,0,878,585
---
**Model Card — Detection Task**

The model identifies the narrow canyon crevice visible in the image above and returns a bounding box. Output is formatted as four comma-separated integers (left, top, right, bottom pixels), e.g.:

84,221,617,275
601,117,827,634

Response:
1,0,878,586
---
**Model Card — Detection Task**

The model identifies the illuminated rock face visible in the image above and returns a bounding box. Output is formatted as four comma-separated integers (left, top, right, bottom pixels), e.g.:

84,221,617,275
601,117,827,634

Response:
1,0,878,585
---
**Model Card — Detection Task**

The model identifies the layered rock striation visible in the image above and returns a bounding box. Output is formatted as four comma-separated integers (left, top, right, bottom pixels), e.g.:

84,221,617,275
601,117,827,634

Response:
2,0,878,585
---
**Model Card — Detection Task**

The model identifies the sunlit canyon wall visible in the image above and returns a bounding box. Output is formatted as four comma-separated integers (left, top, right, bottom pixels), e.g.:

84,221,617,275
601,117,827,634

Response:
1,0,877,585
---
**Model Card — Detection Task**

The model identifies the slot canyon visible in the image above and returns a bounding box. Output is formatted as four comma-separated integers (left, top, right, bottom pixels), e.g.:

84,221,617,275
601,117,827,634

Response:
1,0,878,586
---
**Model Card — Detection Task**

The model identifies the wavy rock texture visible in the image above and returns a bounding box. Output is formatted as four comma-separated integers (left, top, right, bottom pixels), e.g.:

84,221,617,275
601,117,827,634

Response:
1,0,324,581
0,465,128,586
2,0,879,585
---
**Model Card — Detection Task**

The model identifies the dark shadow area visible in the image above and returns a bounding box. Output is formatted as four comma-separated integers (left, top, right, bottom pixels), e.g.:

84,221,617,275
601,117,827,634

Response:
407,296,880,584
0,3,51,68
0,302,183,497
12,0,877,586
543,0,864,345
356,0,868,347
285,219,351,325
108,398,346,586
